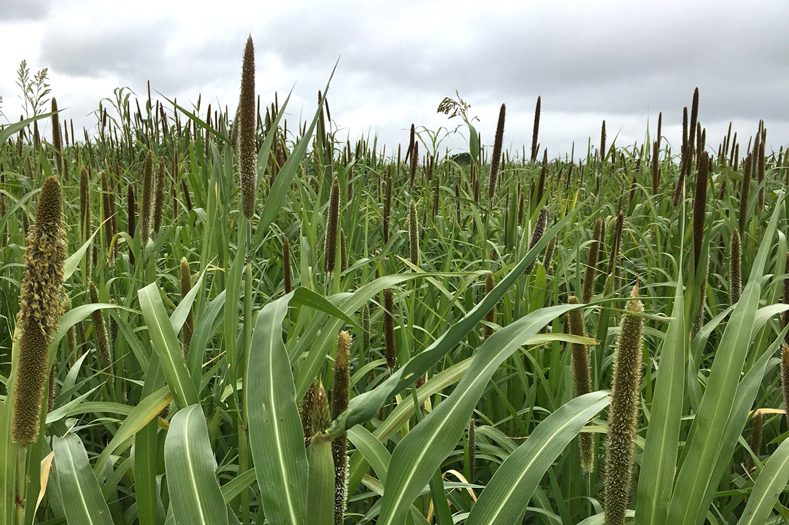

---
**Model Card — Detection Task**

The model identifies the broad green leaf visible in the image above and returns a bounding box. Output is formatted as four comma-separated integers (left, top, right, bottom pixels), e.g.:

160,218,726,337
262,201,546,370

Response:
347,426,392,485
165,405,228,525
0,112,53,144
53,434,113,525
738,437,789,524
306,436,334,525
467,392,610,525
328,217,570,437
63,218,106,280
701,328,788,522
635,270,685,525
245,292,307,524
0,332,19,525
138,283,198,408
378,303,579,525
94,386,171,474
667,195,783,524
221,468,257,503
136,355,167,525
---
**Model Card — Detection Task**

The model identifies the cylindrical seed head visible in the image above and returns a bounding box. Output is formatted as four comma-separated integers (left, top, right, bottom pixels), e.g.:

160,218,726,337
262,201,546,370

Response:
568,296,594,473
89,281,113,384
140,152,153,244
604,285,644,525
180,257,193,357
408,200,419,266
488,103,506,202
12,177,66,445
238,36,257,220
332,331,351,525
729,229,742,305
530,96,541,163
153,157,166,233
283,238,293,294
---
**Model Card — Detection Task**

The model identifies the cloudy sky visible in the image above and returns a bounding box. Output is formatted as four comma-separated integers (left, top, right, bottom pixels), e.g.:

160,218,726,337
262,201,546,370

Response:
2,0,788,159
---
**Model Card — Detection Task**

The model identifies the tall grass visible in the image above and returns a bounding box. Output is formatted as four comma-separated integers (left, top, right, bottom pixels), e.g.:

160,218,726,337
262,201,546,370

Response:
0,43,787,525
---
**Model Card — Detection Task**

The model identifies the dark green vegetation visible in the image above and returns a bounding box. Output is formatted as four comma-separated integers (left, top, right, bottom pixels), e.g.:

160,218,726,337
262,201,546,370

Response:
1,40,788,524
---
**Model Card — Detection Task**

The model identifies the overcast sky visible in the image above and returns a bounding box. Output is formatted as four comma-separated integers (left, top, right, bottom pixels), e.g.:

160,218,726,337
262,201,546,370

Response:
2,0,788,160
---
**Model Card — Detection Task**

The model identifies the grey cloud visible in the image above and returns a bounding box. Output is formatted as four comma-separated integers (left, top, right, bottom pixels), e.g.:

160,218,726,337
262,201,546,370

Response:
1,0,48,20
40,22,242,95
255,0,789,125
41,22,170,77
20,0,789,158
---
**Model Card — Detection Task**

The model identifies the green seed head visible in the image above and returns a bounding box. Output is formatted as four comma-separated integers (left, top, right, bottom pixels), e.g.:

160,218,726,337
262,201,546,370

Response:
692,151,709,271
483,272,496,339
583,218,604,303
604,284,644,525
301,380,319,446
51,98,64,176
12,176,66,445
525,208,548,273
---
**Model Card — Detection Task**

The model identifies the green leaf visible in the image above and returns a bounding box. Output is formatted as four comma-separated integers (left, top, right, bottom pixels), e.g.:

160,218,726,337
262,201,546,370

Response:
170,267,206,335
94,386,171,474
577,510,635,525
635,270,686,525
0,111,53,144
702,328,788,521
737,436,789,524
138,283,198,409
306,436,334,525
328,217,569,437
53,434,113,525
467,392,610,524
291,287,360,329
0,330,20,525
378,303,579,525
667,195,784,524
63,218,106,280
165,405,229,525
347,426,392,485
245,292,308,525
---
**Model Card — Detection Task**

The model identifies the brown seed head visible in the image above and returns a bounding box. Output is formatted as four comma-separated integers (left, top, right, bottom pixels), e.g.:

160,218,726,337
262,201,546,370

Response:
488,103,506,202
239,36,257,219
